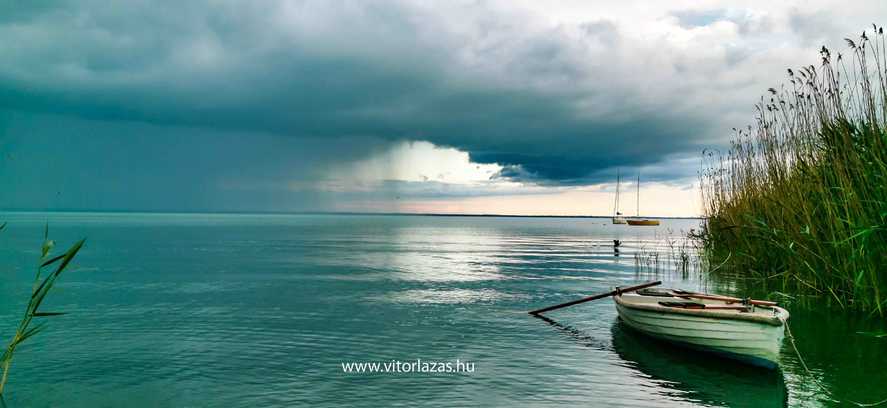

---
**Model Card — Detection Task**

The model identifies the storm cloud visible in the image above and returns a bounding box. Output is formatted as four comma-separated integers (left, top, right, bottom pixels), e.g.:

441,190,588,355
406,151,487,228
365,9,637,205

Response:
1,0,885,213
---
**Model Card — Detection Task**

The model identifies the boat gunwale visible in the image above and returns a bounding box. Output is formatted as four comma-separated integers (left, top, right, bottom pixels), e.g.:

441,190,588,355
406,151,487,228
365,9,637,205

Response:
614,294,787,326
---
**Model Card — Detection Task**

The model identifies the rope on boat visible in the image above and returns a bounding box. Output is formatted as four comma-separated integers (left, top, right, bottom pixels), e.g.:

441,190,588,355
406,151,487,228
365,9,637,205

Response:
782,316,887,407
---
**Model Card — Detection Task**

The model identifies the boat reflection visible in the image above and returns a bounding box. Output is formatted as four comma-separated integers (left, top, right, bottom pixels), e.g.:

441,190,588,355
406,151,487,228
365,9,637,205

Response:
533,315,787,407
611,322,788,408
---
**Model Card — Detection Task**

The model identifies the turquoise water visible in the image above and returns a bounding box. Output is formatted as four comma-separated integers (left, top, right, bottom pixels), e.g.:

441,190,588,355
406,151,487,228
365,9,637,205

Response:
0,212,884,407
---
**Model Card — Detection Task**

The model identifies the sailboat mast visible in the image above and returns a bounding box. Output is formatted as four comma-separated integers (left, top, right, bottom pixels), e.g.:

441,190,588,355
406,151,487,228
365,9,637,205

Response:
636,173,640,217
614,169,620,216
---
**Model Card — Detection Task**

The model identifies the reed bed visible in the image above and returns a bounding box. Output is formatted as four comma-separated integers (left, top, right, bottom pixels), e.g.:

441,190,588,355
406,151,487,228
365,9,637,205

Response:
700,26,887,315
633,232,701,277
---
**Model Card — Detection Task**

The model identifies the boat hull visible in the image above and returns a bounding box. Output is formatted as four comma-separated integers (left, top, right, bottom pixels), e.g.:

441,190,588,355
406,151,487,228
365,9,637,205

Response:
612,217,626,224
614,296,787,369
626,219,660,226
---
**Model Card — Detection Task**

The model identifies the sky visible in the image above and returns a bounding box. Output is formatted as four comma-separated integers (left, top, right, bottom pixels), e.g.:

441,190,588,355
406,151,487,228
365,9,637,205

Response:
1,0,885,216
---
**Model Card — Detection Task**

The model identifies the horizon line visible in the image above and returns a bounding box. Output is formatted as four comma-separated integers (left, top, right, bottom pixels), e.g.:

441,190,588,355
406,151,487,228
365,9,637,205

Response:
0,208,704,219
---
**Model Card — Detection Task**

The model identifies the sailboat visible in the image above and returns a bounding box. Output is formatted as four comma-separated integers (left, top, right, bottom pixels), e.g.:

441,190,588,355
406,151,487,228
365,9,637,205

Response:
612,170,626,224
626,173,660,226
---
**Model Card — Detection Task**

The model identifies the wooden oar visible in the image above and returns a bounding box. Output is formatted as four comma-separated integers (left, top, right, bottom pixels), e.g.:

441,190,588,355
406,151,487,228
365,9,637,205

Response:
672,290,778,307
528,281,661,315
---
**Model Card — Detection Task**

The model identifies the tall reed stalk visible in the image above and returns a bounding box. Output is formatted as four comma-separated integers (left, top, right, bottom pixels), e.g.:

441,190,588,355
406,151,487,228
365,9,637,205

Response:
0,224,85,396
700,26,887,315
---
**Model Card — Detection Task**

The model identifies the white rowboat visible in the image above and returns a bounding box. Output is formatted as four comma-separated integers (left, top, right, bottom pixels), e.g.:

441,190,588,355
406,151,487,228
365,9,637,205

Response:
614,290,789,369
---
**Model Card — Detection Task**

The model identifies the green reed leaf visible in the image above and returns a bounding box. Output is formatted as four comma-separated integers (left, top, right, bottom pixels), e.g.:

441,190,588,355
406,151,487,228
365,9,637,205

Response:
40,253,66,268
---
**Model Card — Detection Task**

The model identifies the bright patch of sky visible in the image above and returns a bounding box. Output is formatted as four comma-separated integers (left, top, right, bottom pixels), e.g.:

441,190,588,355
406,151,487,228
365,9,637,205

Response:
327,141,503,187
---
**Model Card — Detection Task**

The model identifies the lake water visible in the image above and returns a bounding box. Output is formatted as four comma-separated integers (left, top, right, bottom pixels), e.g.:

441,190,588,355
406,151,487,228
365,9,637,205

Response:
0,212,884,407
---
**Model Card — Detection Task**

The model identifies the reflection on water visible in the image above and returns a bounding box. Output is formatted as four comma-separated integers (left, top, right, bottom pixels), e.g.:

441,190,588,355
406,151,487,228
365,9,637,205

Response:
373,288,525,304
611,322,787,408
0,213,883,407
534,314,787,408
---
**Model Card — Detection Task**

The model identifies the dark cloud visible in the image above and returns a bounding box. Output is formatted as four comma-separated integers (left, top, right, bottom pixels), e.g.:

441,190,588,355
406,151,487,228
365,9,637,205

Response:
0,0,714,190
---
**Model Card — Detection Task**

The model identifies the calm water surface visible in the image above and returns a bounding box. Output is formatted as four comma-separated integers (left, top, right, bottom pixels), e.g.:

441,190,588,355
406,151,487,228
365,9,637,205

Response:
0,213,884,407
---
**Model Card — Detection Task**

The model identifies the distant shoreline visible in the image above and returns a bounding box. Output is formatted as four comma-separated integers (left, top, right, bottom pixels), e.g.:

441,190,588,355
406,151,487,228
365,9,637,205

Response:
0,209,703,220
